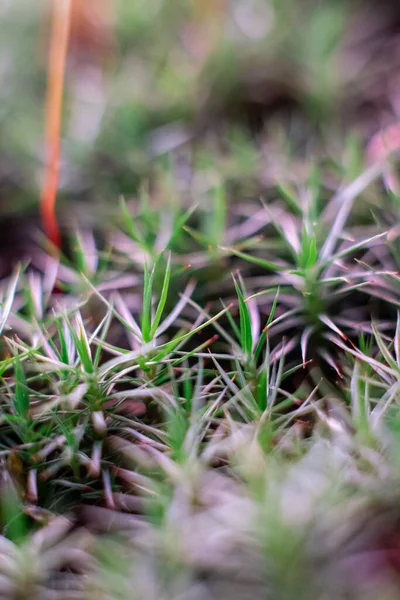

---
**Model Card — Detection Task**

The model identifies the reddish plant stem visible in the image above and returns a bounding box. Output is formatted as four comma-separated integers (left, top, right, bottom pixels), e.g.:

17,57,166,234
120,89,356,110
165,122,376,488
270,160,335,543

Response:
40,0,72,251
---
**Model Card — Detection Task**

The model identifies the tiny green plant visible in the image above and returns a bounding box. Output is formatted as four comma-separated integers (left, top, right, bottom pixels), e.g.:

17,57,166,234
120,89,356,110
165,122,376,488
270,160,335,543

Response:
222,164,387,365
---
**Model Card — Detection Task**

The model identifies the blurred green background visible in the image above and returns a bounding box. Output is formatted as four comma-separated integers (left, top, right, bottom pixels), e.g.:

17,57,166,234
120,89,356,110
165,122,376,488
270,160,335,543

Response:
0,0,400,224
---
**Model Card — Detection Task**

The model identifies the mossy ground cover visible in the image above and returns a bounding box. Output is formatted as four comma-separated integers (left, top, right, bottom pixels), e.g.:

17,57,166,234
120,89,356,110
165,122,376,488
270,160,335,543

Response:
1,1,400,598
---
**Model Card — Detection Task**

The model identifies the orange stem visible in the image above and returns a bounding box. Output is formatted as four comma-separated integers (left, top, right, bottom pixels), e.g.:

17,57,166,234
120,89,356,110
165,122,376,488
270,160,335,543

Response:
40,0,72,250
